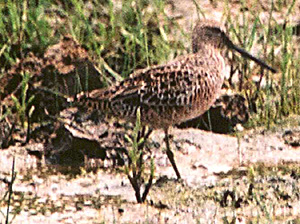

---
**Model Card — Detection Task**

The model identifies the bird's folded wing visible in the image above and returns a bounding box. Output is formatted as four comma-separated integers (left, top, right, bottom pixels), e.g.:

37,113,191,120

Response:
80,53,213,108
110,54,208,107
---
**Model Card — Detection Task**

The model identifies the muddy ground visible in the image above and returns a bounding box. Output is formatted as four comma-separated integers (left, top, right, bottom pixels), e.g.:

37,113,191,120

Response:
1,120,300,223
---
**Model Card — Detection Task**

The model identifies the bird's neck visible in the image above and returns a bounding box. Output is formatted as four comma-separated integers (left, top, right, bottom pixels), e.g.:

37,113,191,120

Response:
195,44,226,59
194,42,225,56
196,44,227,80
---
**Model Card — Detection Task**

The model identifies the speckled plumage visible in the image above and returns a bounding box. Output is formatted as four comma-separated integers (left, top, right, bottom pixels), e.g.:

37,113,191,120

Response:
77,20,276,179
81,51,225,128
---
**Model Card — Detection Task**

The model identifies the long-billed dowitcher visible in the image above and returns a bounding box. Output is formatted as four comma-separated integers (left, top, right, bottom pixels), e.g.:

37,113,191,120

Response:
77,20,276,179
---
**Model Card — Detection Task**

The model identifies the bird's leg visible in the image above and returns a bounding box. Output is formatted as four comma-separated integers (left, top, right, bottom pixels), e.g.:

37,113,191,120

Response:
164,128,181,180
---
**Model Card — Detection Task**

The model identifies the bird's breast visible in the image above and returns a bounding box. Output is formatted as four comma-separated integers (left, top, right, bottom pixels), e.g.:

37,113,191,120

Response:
175,54,226,123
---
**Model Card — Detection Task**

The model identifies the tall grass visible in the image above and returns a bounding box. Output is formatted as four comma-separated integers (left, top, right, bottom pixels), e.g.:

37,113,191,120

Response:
0,0,185,77
0,0,53,68
124,108,154,203
65,0,185,82
222,0,299,129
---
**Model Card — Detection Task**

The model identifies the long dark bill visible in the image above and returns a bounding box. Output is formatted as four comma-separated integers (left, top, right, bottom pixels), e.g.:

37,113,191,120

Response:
232,45,277,73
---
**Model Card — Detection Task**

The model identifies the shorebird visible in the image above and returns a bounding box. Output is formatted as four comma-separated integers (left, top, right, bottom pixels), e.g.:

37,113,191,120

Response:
77,20,276,179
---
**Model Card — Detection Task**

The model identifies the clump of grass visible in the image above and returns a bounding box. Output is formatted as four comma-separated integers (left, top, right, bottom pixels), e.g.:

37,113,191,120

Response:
11,72,35,129
0,0,54,70
124,108,154,203
0,0,185,74
66,0,186,81
220,0,300,129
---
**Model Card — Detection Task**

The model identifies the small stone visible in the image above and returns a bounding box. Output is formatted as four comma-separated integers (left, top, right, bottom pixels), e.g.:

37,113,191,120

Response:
84,200,93,206
34,178,44,185
29,208,38,215
14,202,21,207
37,198,47,204
236,124,244,132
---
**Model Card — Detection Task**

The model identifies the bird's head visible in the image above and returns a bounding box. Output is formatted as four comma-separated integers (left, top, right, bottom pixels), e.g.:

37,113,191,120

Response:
192,20,277,73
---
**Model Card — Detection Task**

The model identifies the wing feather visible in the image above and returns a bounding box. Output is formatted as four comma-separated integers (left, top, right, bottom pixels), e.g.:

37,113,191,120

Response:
80,52,217,110
110,54,205,107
